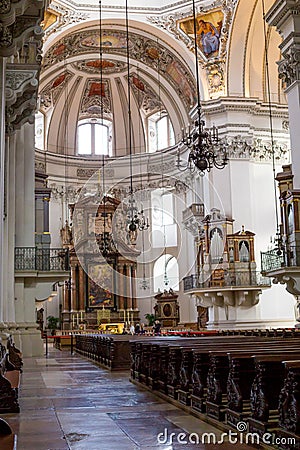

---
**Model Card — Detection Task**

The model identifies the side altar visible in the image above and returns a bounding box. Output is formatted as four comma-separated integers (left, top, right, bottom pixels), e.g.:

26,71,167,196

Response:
60,195,140,330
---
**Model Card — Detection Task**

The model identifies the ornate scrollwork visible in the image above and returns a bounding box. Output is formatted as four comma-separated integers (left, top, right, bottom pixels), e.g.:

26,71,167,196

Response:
279,368,300,433
278,46,300,88
250,362,269,422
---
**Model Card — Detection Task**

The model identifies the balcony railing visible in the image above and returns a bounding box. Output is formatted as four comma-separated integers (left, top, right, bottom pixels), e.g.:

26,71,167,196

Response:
261,246,300,273
15,247,70,272
183,271,271,292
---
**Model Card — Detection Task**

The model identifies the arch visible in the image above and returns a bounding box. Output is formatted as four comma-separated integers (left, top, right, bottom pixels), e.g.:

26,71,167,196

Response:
227,0,285,103
153,254,179,292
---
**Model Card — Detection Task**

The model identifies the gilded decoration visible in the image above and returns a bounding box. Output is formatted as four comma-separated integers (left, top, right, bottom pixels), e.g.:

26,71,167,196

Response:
148,0,237,96
42,29,196,111
79,78,112,118
72,59,126,75
42,3,89,39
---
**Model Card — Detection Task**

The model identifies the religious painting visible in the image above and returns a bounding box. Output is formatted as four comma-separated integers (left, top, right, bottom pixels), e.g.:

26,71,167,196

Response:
166,60,196,106
88,263,114,308
88,82,106,97
179,10,223,58
81,33,127,49
42,10,59,31
52,73,66,89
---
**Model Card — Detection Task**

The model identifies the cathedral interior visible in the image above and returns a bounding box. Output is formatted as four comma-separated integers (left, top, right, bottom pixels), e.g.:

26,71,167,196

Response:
1,0,300,448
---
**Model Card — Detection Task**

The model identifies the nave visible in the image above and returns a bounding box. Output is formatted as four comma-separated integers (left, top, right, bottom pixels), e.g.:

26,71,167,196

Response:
1,346,255,450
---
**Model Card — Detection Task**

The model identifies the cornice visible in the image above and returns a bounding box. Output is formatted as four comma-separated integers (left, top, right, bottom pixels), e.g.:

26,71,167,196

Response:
266,0,300,29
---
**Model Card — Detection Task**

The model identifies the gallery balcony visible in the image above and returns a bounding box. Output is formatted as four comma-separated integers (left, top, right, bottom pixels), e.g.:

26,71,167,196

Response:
184,271,271,292
15,247,70,274
183,271,271,309
261,246,300,296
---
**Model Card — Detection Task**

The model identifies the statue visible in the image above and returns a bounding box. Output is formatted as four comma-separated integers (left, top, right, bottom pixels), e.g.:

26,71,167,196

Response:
60,220,73,246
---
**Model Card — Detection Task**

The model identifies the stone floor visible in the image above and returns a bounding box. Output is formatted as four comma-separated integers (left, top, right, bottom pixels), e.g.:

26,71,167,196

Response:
0,346,259,450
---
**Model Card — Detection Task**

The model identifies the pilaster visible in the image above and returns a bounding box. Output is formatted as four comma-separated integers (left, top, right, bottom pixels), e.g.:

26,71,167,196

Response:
267,0,300,188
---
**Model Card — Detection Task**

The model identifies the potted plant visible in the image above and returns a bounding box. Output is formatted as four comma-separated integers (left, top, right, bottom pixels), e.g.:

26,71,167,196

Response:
47,316,60,336
145,313,155,327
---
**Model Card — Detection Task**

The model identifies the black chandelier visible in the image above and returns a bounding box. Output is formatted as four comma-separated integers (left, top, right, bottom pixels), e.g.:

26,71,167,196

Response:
176,0,228,175
125,0,149,236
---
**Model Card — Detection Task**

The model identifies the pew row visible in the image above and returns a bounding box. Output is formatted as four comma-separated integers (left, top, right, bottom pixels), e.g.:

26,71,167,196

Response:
129,334,300,447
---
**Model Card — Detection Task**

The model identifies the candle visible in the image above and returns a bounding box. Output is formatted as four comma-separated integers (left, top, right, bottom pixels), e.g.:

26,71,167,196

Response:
80,311,83,321
123,310,126,322
76,313,79,325
72,315,75,327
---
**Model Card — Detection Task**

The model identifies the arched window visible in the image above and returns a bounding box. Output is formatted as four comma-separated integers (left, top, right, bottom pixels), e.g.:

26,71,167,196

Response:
153,254,179,292
239,240,250,262
148,112,175,153
210,228,224,263
77,119,112,156
151,189,177,248
35,111,45,150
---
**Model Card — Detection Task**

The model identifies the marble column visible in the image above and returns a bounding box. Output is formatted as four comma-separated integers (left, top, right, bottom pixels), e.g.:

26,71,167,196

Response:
70,264,77,312
63,281,71,313
123,264,128,310
267,1,300,188
131,265,137,310
78,267,85,312
117,263,125,311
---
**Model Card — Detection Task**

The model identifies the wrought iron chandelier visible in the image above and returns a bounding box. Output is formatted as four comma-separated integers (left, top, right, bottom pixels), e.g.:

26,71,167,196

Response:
176,0,228,175
125,0,149,236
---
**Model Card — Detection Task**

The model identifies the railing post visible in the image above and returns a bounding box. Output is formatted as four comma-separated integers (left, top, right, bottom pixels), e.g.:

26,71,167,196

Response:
45,333,48,357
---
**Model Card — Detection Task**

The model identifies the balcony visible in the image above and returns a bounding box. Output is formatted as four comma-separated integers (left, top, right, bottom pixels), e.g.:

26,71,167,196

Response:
15,247,69,272
183,271,271,292
261,246,300,273
261,246,300,296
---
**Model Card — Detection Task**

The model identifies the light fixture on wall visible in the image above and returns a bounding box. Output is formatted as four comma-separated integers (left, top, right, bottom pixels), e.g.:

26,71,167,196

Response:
124,0,149,237
176,0,228,175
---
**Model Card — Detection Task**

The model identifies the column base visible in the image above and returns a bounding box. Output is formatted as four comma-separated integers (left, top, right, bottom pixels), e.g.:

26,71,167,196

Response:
0,322,43,357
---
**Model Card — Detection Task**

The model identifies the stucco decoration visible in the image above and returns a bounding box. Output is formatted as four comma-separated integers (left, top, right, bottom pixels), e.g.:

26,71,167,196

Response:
129,73,164,115
39,70,73,111
42,29,196,111
79,78,112,119
72,59,126,75
148,0,237,96
42,3,89,39
226,137,289,163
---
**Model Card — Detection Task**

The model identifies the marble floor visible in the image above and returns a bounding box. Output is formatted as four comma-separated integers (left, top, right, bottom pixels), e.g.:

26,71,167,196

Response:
0,346,258,450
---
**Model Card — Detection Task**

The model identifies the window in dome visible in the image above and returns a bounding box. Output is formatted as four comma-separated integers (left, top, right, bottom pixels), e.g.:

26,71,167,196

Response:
77,119,112,156
35,111,45,150
148,112,175,153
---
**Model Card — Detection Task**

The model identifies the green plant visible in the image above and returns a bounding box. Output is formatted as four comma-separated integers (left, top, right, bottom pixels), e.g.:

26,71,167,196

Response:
145,313,155,327
47,316,60,330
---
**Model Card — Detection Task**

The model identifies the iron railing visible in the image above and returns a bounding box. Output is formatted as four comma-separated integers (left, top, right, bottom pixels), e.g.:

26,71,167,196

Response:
183,271,271,292
15,247,69,271
261,246,300,273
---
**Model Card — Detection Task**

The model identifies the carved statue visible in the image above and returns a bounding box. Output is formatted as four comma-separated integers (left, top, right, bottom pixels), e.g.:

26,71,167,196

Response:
60,220,73,246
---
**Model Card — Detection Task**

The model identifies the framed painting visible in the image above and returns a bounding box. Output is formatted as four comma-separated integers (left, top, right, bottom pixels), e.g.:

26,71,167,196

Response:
88,263,114,308
179,10,224,58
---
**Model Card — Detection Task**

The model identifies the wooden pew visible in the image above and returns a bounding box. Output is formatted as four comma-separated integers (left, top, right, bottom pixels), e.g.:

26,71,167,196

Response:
248,353,300,437
276,359,300,450
0,343,19,413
